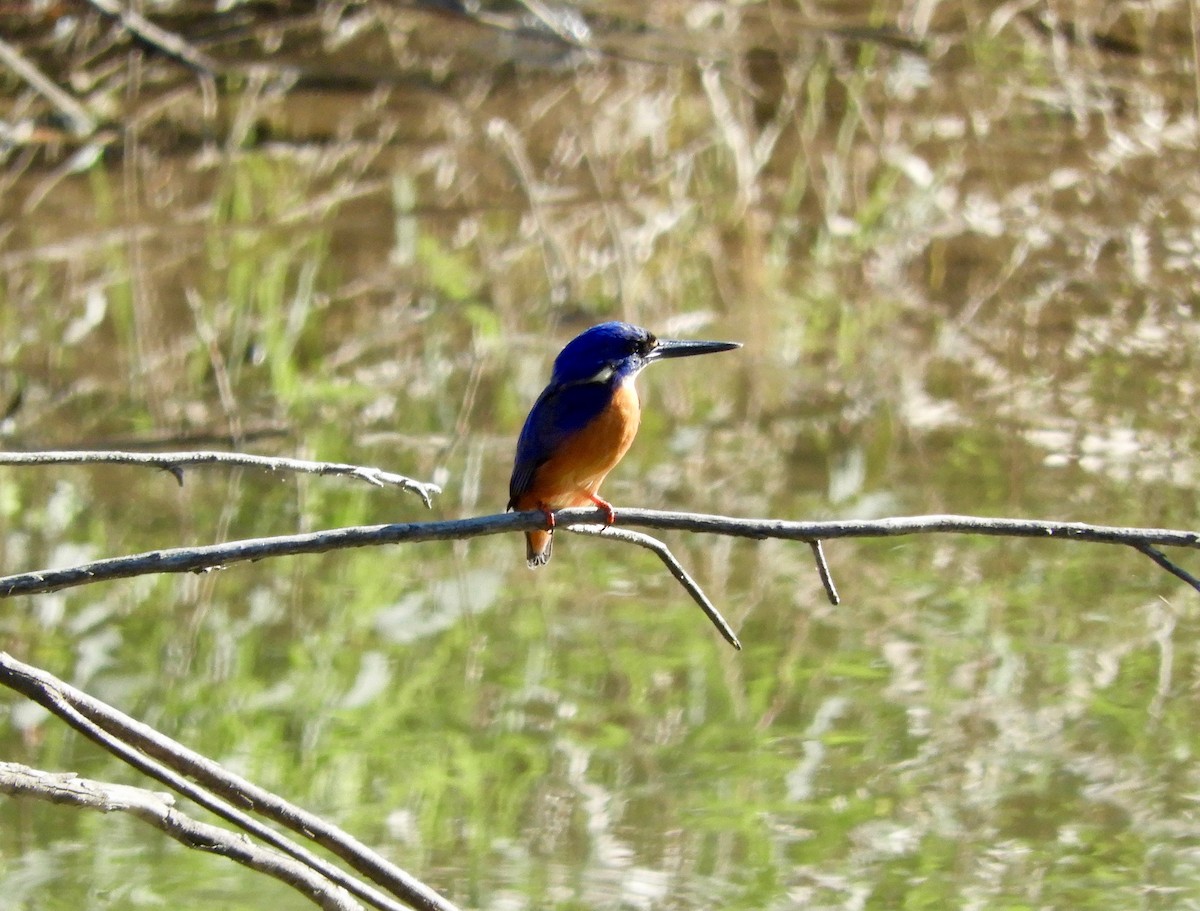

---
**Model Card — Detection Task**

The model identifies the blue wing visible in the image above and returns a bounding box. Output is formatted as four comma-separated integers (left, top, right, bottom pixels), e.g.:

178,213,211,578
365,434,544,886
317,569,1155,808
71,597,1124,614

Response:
508,381,611,508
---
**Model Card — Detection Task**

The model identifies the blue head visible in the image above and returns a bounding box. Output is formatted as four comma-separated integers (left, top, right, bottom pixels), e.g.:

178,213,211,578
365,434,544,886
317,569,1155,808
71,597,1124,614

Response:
551,321,740,387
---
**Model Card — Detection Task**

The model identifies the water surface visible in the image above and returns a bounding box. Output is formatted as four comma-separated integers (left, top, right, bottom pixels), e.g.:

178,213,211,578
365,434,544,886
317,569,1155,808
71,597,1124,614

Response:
2,2,1199,908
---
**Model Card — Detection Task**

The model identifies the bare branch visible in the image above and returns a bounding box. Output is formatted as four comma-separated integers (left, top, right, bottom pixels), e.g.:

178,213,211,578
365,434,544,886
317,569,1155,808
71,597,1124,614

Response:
0,653,460,911
0,450,440,507
809,540,840,605
0,762,363,911
3,509,1198,602
568,524,741,649
1131,542,1200,594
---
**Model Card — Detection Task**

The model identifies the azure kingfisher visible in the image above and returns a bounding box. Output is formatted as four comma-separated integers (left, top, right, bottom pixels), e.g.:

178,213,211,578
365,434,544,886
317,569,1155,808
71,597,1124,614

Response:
508,321,741,567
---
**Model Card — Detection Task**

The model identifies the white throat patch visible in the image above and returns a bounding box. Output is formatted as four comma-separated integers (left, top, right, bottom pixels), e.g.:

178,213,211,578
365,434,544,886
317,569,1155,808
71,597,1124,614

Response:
581,364,615,384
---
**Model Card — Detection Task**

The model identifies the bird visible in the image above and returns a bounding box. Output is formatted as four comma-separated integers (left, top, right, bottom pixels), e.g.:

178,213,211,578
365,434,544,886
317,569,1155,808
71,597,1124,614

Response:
508,321,741,567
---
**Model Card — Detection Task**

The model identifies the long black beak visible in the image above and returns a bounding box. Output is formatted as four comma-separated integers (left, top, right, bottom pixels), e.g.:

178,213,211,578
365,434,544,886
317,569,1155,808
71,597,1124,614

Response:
646,338,742,363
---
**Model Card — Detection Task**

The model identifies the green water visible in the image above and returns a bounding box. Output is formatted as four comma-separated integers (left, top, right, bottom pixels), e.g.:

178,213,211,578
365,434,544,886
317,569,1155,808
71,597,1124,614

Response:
2,2,1199,908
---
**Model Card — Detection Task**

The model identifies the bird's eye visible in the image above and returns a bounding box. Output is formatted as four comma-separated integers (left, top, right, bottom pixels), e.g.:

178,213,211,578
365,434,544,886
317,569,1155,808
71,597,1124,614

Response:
639,334,657,356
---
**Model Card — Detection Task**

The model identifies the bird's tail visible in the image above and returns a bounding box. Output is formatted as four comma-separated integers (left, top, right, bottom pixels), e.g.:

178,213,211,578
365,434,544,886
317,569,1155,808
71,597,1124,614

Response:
525,529,553,567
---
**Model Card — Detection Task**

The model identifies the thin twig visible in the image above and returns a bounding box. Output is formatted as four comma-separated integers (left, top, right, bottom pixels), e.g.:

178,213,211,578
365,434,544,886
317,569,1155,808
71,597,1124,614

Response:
84,0,221,73
568,525,741,649
0,450,440,507
0,36,97,136
809,540,839,605
3,509,1199,601
0,653,459,911
0,762,363,911
1131,542,1200,594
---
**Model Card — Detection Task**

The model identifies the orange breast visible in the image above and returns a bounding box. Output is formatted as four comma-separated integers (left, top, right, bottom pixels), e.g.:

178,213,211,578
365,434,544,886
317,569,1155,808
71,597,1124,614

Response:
516,379,641,510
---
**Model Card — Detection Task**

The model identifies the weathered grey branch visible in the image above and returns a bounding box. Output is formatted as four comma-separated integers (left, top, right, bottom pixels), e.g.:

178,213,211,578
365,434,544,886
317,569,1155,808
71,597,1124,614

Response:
2,509,1196,600
0,762,363,911
3,509,1198,645
0,450,440,507
0,653,460,911
568,524,741,648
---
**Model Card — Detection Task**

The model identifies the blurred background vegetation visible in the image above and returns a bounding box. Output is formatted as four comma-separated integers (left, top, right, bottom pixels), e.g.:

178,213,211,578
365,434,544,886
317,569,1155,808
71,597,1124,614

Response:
3,1,1200,908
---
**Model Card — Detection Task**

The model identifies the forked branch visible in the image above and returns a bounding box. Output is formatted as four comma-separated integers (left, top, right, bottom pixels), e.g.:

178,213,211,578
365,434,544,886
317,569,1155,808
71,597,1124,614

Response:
2,508,1198,647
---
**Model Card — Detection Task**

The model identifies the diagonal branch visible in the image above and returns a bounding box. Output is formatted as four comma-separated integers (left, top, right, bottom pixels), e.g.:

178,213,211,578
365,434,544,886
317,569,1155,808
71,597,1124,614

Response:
0,450,440,507
809,540,839,605
567,524,741,648
1131,542,1200,594
0,653,460,911
0,762,363,911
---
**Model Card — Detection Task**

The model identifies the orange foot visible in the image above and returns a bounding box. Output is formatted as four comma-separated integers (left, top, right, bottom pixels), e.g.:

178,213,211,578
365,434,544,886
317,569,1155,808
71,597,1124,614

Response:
587,492,616,526
537,503,556,530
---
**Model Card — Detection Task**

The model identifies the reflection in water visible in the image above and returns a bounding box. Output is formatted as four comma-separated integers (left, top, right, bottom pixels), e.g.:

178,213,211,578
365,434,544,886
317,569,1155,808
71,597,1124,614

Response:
3,1,1200,909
